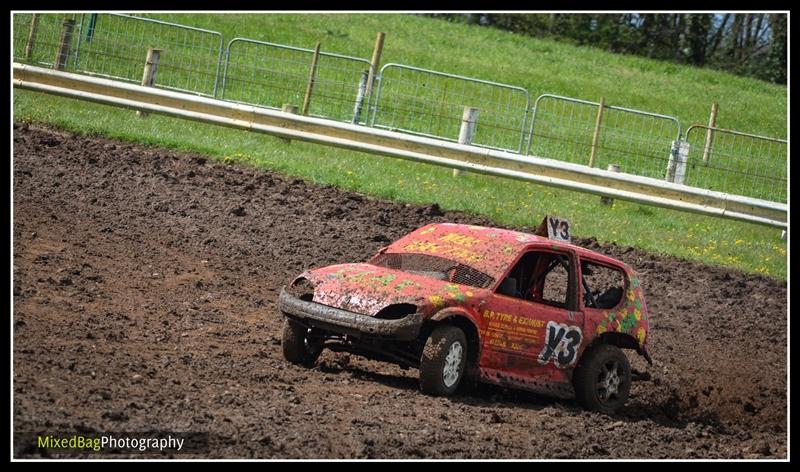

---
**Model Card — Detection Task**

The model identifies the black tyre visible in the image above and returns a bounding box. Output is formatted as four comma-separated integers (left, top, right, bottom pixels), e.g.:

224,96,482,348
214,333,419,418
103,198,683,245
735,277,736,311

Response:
281,318,322,367
419,326,467,396
573,343,631,414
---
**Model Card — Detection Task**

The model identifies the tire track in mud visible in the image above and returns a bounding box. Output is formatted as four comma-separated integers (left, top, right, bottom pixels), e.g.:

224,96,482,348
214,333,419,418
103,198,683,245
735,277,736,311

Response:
13,123,786,458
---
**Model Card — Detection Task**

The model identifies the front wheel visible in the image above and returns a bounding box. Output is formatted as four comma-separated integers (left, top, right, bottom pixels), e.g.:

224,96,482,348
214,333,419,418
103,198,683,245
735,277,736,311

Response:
419,326,467,396
573,344,631,414
281,318,322,367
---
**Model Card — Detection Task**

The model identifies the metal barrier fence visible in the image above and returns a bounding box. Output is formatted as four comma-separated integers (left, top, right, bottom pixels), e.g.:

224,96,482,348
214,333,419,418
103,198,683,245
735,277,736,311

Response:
13,13,786,206
221,38,374,124
12,13,81,68
683,125,787,203
13,13,224,97
526,94,682,182
370,64,531,153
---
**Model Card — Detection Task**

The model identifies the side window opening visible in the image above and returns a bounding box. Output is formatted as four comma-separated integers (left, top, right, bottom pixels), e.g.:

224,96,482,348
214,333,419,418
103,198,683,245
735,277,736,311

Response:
497,250,572,309
542,261,569,307
581,260,626,309
496,252,538,298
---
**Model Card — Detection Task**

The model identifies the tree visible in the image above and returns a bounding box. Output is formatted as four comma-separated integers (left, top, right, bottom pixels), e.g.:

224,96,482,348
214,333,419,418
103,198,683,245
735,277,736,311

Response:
434,13,786,84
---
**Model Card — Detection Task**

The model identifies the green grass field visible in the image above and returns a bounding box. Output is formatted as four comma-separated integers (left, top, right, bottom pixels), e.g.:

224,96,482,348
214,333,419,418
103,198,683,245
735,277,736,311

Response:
12,13,787,279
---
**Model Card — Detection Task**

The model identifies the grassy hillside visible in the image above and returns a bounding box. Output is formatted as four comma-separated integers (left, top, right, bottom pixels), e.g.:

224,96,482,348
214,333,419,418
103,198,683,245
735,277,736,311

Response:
150,13,786,137
12,13,787,279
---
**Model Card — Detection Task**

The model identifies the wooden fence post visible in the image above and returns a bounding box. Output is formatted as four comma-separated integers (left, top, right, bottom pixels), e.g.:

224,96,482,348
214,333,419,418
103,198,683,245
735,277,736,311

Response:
280,104,299,143
702,102,718,165
301,42,321,116
136,48,162,118
364,32,385,121
25,14,40,60
53,18,75,71
453,106,479,177
589,96,605,168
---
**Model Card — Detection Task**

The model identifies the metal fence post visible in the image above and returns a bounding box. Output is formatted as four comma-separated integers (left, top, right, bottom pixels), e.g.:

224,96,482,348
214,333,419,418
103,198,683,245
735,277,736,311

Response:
589,96,605,167
453,106,479,177
702,102,718,165
665,140,690,184
665,140,678,182
137,48,162,118
24,14,40,60
302,42,321,116
601,164,620,205
54,18,76,71
352,69,369,124
673,141,690,185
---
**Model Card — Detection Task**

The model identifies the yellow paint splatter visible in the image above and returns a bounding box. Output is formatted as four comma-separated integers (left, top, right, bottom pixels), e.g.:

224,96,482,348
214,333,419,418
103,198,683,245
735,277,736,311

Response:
428,295,445,309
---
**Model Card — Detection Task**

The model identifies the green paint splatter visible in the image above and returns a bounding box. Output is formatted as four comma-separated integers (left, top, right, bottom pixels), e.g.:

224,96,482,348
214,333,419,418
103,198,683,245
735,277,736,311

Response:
395,279,417,291
370,274,396,286
348,271,372,283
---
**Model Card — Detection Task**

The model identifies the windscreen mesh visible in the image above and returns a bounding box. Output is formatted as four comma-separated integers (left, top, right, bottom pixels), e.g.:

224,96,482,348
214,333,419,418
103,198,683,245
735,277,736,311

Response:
370,253,495,289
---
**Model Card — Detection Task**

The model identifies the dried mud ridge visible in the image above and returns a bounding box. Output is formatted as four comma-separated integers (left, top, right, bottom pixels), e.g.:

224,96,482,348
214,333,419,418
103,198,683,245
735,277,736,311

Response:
13,123,786,459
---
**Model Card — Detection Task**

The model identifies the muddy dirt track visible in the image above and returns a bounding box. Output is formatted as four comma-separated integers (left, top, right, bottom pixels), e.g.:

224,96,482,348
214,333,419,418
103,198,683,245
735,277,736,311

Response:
13,124,787,459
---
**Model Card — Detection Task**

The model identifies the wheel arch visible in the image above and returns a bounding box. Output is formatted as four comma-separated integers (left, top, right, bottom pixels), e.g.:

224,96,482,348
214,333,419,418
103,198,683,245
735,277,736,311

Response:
423,308,482,370
584,331,651,363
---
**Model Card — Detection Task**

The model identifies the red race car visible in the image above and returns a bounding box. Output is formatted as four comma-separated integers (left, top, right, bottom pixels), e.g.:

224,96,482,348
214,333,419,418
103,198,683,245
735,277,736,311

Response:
278,217,652,413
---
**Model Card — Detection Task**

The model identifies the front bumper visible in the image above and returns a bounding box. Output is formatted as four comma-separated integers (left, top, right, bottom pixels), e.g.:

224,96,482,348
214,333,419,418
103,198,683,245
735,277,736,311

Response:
278,288,423,341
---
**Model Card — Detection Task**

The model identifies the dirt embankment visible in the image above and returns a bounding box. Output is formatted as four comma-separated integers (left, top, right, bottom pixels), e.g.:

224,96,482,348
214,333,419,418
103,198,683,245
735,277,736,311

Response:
13,124,787,458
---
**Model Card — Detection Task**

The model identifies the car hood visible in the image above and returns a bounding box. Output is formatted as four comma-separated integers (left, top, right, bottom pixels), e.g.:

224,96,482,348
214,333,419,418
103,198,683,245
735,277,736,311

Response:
297,263,481,316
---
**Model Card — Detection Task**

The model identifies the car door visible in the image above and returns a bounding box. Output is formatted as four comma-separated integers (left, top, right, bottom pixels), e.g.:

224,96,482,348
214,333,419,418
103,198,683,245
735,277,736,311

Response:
478,246,584,382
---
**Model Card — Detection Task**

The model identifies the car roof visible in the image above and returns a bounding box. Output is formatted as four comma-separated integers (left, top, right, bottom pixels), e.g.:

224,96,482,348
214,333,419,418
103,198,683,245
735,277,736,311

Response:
385,223,629,280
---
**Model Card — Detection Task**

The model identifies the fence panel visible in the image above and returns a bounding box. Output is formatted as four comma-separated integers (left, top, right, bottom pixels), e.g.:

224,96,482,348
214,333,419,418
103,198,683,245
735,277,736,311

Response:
526,94,682,181
67,14,224,97
683,125,787,203
370,64,530,153
13,13,223,97
13,13,82,68
221,38,374,124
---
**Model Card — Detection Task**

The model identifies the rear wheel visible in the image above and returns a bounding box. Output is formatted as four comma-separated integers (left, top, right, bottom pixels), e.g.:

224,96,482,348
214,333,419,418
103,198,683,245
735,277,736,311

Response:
419,326,467,396
573,344,631,414
281,318,322,367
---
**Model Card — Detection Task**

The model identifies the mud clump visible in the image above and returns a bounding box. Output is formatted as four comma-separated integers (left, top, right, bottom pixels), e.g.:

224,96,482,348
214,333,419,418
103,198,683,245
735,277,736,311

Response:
13,124,786,458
